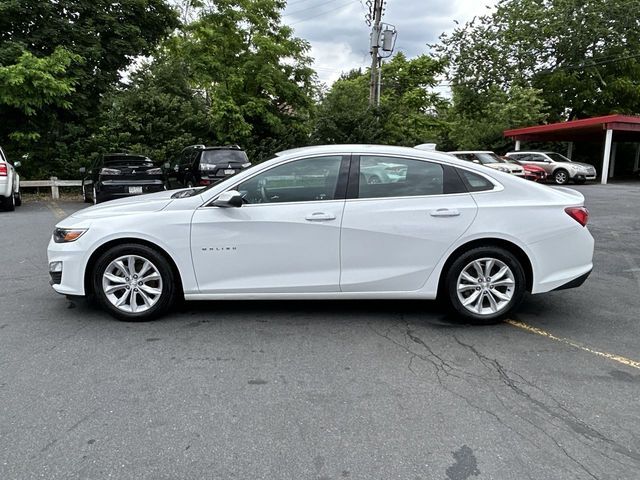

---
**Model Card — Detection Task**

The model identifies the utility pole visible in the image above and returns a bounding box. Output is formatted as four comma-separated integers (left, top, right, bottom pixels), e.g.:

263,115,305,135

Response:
368,0,384,106
367,1,397,107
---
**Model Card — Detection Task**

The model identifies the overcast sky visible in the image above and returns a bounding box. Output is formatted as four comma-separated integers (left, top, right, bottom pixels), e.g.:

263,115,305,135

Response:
281,0,497,85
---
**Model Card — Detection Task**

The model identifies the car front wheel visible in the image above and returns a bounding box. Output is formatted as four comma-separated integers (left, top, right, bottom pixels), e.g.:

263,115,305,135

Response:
553,169,569,185
444,246,526,324
93,244,176,321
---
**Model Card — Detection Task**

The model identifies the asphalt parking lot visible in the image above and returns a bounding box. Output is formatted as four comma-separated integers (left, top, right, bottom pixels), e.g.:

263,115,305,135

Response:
1,184,639,480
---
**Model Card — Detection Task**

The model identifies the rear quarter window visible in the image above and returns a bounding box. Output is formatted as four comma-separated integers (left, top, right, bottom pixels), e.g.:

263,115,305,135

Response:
458,169,495,192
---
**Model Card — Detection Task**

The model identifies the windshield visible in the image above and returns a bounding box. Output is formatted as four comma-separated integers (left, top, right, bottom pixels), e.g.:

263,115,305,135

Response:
475,153,502,164
175,161,260,198
201,150,248,165
546,152,571,163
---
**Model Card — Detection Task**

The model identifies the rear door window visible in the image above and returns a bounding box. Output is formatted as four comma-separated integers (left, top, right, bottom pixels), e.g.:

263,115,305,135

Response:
357,156,444,199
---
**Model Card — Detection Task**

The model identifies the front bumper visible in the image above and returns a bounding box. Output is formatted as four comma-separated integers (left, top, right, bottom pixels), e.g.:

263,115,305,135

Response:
47,238,88,296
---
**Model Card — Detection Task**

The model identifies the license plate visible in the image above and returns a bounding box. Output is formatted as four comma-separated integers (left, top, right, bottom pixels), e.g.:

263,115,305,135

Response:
224,169,235,175
129,186,143,194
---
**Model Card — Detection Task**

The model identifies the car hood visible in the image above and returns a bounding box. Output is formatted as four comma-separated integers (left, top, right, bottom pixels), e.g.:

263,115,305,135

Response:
71,189,181,220
570,162,594,169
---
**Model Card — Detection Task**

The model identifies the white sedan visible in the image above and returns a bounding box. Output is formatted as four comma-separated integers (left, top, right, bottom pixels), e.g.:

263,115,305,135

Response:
48,145,594,324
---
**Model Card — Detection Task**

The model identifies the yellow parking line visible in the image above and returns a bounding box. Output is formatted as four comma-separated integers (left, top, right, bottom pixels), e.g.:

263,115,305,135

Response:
47,201,67,220
506,319,640,370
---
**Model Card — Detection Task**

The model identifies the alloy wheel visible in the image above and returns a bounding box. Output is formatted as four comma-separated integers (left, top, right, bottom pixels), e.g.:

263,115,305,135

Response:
555,171,568,184
102,255,163,313
456,258,515,316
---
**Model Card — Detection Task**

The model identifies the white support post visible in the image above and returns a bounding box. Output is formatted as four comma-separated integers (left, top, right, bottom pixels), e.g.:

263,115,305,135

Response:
601,129,613,185
635,143,640,172
567,142,574,159
609,142,617,178
515,140,521,151
50,177,60,199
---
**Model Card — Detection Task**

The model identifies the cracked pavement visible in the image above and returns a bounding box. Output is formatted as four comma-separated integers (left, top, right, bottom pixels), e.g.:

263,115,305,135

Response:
1,185,639,480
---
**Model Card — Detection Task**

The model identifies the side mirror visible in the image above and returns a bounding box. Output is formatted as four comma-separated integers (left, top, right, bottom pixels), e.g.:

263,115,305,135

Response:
164,162,171,169
79,167,86,174
213,190,243,208
472,159,481,164
14,161,21,168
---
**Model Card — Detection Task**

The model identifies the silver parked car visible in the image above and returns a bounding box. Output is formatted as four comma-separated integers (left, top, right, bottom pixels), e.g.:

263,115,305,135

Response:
505,151,596,185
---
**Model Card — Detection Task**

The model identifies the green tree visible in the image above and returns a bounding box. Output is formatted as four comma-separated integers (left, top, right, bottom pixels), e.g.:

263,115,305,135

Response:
0,0,179,177
437,0,640,121
446,85,547,151
96,0,318,166
313,54,448,147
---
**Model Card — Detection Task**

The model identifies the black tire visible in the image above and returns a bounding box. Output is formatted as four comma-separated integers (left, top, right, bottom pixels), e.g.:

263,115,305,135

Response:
14,190,22,206
443,246,526,325
553,169,569,185
83,185,93,203
92,243,177,321
1,194,15,211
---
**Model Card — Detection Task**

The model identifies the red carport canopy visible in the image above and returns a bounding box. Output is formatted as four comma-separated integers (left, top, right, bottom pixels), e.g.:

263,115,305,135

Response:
504,114,640,142
504,114,640,184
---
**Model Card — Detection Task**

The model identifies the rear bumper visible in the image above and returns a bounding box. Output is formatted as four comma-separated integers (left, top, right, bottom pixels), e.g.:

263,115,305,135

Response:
552,269,591,291
97,180,165,200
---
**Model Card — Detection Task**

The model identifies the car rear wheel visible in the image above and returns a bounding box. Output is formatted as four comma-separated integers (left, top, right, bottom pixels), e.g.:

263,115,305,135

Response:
444,246,526,324
553,169,569,185
1,193,15,211
93,244,176,321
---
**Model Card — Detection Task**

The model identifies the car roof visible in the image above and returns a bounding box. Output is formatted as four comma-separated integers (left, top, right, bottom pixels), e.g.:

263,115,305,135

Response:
273,144,482,170
507,151,552,154
103,153,150,161
184,145,244,151
448,151,496,154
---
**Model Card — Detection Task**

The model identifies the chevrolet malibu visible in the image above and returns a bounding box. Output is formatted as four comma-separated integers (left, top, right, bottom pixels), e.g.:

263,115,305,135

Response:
48,145,594,324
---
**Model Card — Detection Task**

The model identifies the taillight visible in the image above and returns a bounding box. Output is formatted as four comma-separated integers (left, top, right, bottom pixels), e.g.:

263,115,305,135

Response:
198,179,211,186
0,164,7,176
565,207,589,227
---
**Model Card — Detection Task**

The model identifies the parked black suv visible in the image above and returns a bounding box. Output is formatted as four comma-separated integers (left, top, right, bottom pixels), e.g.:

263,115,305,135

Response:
165,145,251,189
81,153,165,204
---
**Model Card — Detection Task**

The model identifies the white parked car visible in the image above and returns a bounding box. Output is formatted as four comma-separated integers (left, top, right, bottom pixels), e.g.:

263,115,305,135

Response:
0,146,22,211
48,145,594,324
449,151,526,177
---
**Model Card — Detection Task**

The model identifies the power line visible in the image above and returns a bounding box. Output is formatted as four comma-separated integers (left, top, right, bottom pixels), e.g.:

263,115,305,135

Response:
288,1,357,25
283,0,344,17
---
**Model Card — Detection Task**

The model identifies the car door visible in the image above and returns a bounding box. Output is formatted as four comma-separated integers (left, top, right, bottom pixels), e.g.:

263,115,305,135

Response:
340,155,478,292
190,154,349,294
521,154,553,175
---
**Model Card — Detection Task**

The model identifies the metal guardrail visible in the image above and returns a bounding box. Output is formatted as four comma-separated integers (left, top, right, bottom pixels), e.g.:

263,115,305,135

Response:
20,177,82,199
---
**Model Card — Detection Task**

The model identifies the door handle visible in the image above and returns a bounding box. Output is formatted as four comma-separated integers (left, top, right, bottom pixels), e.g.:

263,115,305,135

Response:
430,208,460,217
305,212,336,222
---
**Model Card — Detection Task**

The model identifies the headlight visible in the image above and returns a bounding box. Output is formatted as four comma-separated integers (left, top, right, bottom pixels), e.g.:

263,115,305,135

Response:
497,166,510,172
200,164,216,171
146,168,163,175
100,168,121,175
53,228,87,243
242,162,251,168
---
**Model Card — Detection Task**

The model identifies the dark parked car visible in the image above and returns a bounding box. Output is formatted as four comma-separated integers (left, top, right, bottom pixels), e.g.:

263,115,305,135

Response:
81,153,165,204
165,145,251,189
